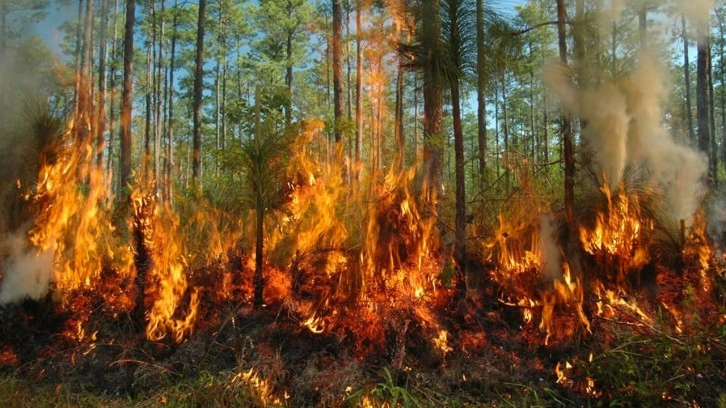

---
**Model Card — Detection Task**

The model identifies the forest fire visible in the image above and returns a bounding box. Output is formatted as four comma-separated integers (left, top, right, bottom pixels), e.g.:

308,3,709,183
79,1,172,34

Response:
1,0,726,405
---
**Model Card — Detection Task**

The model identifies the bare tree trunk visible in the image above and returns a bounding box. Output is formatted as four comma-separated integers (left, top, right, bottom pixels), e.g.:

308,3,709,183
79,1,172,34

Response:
394,49,405,172
145,44,152,175
422,0,443,202
683,15,695,142
155,0,165,196
355,0,362,182
709,41,718,185
107,0,119,195
78,0,94,150
476,0,486,176
451,78,466,280
166,0,179,204
96,0,109,169
285,0,293,124
119,0,136,194
556,0,574,230
697,27,712,183
332,0,344,154
192,0,207,184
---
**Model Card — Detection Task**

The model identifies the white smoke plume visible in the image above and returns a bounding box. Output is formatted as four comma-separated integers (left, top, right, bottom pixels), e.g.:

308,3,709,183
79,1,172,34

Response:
544,53,707,223
538,213,562,280
0,228,55,304
677,0,714,33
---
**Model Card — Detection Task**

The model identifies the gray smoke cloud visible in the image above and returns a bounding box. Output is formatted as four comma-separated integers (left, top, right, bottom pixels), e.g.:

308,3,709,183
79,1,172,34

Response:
0,29,65,303
538,213,562,280
544,53,707,223
0,228,55,304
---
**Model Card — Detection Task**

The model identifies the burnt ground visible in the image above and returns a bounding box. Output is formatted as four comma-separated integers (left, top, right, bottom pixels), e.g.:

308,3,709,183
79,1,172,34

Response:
0,250,725,407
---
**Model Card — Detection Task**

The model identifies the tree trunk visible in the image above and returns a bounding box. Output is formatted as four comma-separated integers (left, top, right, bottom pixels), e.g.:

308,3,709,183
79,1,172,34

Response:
107,0,119,195
145,44,152,175
556,0,574,230
502,80,509,194
253,87,264,307
285,4,293,126
422,0,443,202
394,49,405,172
452,79,466,277
355,0,362,182
192,0,206,184
697,28,712,182
119,0,136,194
683,15,695,142
96,0,109,169
709,40,718,185
155,0,165,196
476,0,486,177
166,0,179,205
332,0,344,152
719,12,726,169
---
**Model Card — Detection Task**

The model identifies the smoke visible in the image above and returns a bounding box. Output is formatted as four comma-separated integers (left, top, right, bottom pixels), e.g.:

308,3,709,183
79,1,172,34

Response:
538,213,562,280
0,228,55,304
0,26,65,304
677,0,714,33
544,53,707,223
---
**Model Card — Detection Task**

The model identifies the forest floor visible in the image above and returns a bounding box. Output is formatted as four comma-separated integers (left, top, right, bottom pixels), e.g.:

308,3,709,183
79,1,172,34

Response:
0,253,725,407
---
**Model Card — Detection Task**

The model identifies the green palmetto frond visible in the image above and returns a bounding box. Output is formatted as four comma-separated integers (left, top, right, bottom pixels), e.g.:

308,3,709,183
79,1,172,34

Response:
394,0,517,87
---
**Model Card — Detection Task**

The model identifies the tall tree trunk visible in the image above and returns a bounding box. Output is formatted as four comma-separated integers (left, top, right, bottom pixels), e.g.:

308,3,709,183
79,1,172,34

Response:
96,0,109,168
719,11,726,169
285,13,293,125
166,0,179,204
502,80,509,194
394,46,405,172
683,15,695,142
119,0,136,194
145,44,152,175
192,0,207,184
78,0,94,150
355,0,362,182
476,0,486,177
422,0,443,203
709,41,718,185
155,0,165,196
452,79,466,274
556,0,574,231
107,0,119,195
73,0,84,120
332,0,344,152
253,86,264,307
346,4,353,165
697,27,712,183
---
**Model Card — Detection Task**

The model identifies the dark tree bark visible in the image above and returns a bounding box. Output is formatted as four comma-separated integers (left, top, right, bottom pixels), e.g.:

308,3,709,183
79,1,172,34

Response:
96,0,109,168
709,40,718,185
166,0,179,204
119,0,136,193
422,0,443,202
683,15,695,142
192,0,207,183
332,0,344,152
354,0,362,181
145,43,152,174
556,0,574,230
697,28,713,183
476,0,486,177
